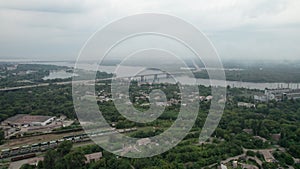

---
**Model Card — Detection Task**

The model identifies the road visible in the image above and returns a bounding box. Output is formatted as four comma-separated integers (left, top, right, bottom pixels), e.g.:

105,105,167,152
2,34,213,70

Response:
0,80,91,92
202,146,290,169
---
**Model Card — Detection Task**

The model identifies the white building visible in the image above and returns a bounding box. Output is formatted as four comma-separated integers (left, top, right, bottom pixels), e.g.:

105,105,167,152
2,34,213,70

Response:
2,114,56,127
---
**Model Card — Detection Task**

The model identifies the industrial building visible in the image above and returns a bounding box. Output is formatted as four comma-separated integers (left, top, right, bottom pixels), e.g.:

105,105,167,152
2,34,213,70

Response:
254,88,300,102
1,114,56,127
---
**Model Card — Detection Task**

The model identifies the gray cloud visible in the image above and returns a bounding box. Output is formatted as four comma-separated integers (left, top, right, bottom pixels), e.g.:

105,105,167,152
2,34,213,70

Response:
0,0,299,61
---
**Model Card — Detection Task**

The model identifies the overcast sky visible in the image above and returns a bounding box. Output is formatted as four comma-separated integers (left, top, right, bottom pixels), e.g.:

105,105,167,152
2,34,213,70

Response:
0,0,299,61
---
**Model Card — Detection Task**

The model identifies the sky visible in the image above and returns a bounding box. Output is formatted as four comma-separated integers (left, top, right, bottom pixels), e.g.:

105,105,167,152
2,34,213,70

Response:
0,0,300,61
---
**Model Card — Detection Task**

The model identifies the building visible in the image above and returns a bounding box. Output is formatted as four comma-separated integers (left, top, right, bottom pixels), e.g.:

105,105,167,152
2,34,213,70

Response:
254,88,300,102
220,164,228,169
85,152,103,163
271,133,281,141
1,114,56,127
260,150,276,163
232,161,238,168
238,102,255,108
254,95,267,102
243,129,253,135
205,96,213,101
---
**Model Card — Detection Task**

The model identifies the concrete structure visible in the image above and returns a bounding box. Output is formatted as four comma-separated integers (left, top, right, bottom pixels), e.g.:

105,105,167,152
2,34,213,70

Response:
1,114,56,127
85,152,103,163
232,161,238,168
271,133,281,141
255,88,300,102
254,95,267,102
220,164,228,169
243,129,253,135
238,102,255,108
260,150,276,163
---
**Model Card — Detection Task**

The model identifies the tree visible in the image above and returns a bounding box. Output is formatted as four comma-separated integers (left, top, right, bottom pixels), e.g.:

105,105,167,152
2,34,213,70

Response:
262,162,278,169
57,141,72,156
54,158,67,169
89,159,107,169
246,150,256,157
20,164,35,169
44,150,58,169
0,129,4,144
284,153,295,165
37,161,44,169
289,145,300,158
64,150,86,169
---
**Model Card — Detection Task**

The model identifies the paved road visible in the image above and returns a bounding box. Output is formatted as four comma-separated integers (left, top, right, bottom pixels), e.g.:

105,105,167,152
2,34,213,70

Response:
221,154,246,164
202,146,288,169
0,80,92,92
0,83,50,92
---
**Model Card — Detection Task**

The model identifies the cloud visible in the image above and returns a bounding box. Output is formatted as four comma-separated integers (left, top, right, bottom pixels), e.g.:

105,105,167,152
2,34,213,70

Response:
0,0,299,60
0,0,88,13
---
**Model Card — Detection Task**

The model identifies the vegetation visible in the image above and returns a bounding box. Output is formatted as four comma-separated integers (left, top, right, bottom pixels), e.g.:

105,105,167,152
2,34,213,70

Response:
194,61,300,83
0,85,75,121
1,63,300,168
0,64,70,88
0,129,4,144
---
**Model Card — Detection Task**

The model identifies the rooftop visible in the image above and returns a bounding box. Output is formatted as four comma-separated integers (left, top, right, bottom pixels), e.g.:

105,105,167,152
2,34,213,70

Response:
3,114,54,124
85,152,102,163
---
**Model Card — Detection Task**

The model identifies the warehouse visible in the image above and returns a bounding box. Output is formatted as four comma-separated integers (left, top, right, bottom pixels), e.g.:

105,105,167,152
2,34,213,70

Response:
1,114,56,127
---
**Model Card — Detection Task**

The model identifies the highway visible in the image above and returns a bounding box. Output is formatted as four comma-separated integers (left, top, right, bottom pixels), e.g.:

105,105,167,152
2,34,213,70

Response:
0,80,103,92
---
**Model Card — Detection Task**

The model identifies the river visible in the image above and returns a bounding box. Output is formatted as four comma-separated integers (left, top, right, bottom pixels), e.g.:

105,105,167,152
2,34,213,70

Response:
22,61,300,90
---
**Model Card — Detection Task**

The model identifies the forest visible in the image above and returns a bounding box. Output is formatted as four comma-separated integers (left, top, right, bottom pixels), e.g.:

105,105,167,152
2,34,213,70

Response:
0,64,300,168
0,81,299,168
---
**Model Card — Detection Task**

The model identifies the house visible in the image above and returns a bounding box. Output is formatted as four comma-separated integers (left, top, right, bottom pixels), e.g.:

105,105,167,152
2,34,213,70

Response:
243,129,253,135
232,161,238,168
206,96,213,101
260,150,276,163
271,133,281,141
238,102,255,108
220,164,228,169
85,152,103,163
253,136,267,142
254,95,267,102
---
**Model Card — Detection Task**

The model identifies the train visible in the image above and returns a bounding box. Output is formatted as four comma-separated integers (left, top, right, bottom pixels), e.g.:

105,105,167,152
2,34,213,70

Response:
0,127,137,159
11,153,36,162
0,133,89,159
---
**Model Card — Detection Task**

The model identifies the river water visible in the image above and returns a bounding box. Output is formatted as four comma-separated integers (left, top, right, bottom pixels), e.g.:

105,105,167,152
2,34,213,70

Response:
31,61,300,90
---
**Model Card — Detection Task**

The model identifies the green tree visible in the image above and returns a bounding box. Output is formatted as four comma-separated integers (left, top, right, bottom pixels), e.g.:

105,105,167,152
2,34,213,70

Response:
20,164,35,169
57,141,72,156
262,162,278,169
44,150,59,169
64,150,86,169
0,129,4,144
